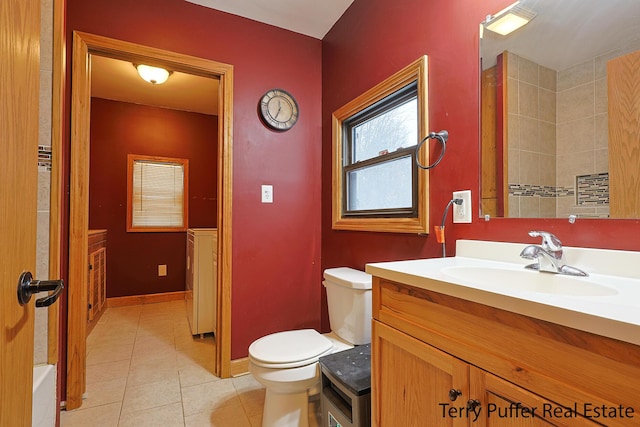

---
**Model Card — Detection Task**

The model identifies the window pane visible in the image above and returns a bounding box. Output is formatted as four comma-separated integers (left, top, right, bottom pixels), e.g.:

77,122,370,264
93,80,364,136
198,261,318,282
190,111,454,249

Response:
132,161,184,227
352,98,418,163
347,155,413,211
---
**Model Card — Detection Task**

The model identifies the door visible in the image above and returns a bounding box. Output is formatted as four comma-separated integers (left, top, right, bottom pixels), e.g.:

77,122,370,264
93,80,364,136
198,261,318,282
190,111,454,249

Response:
608,49,640,218
481,65,499,218
0,0,41,425
69,34,235,408
372,320,469,427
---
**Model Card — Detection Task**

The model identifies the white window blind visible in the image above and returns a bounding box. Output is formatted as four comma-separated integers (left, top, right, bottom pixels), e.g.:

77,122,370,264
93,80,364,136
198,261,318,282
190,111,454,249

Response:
131,160,185,228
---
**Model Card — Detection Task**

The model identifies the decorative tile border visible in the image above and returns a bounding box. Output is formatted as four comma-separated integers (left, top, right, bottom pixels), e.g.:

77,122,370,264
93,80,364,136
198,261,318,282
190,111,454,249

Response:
38,145,52,171
509,173,609,206
576,173,609,205
509,184,574,198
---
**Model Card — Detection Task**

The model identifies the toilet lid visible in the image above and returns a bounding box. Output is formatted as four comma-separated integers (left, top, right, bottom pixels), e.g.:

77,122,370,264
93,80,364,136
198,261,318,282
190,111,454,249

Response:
249,329,333,368
323,267,372,289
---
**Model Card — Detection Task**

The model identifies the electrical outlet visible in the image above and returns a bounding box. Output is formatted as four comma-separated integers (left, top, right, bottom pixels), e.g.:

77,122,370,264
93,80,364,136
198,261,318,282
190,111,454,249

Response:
158,264,167,276
452,190,472,223
261,185,273,203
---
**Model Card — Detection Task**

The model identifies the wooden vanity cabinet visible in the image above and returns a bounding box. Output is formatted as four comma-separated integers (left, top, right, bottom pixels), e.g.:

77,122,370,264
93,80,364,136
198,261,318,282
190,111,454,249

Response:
373,320,469,426
371,277,640,427
87,229,107,333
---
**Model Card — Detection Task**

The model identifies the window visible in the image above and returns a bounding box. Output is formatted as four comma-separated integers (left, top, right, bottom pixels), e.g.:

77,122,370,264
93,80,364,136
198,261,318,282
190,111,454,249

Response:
127,154,189,232
332,56,430,233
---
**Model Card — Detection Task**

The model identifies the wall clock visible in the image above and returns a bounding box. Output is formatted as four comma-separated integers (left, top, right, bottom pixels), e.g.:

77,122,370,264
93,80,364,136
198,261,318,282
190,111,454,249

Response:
259,89,299,131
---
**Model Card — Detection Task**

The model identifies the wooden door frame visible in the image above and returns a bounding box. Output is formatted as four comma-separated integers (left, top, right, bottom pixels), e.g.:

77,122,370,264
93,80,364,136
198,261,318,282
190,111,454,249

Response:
68,31,233,409
49,0,64,370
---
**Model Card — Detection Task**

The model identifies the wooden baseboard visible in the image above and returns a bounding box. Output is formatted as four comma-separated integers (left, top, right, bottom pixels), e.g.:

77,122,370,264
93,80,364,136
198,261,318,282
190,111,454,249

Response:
230,357,250,377
107,291,186,308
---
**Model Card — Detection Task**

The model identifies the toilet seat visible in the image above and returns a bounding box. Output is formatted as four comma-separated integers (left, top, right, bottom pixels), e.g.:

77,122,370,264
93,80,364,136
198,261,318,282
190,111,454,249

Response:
249,329,333,369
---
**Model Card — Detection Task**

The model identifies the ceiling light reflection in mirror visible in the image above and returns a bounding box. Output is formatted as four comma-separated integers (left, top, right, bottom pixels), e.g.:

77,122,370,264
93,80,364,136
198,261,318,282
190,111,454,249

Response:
484,2,536,37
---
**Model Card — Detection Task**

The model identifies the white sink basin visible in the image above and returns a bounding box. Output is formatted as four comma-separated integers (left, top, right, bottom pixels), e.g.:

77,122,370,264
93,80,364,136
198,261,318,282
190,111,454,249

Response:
441,266,618,297
366,240,640,346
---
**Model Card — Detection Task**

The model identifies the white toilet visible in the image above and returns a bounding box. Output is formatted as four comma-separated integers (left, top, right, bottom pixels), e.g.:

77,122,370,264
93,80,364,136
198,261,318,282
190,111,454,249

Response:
248,267,372,427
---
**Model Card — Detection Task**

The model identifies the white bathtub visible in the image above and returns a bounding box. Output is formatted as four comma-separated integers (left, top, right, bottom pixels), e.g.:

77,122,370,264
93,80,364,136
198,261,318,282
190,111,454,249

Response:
32,365,56,427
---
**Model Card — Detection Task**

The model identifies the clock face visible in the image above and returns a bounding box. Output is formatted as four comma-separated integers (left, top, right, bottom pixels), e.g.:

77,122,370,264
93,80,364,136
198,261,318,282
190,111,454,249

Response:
259,89,299,131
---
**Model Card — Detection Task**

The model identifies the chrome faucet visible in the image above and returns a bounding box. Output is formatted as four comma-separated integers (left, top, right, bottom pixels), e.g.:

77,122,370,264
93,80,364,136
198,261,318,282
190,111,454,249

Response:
520,231,588,276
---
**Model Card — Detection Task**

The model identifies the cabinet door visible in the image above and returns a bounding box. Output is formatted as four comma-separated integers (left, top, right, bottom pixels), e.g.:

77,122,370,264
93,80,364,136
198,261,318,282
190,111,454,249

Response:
88,247,106,321
94,247,106,312
87,254,95,322
372,320,469,427
87,231,107,325
185,233,195,333
101,247,106,309
470,367,601,427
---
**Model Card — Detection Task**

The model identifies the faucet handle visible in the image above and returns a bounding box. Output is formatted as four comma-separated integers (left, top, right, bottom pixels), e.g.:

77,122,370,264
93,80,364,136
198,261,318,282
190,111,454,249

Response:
528,231,562,251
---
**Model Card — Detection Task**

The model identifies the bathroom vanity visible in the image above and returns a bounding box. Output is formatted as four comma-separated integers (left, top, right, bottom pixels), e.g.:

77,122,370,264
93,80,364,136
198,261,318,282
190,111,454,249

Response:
366,240,640,427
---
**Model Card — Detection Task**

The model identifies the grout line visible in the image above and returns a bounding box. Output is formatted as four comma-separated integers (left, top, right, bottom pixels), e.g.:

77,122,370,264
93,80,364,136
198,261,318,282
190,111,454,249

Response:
69,300,251,427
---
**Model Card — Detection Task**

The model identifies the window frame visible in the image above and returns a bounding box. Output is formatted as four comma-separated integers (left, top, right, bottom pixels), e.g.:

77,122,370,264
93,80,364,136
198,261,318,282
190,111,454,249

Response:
332,56,430,233
342,83,419,218
126,154,189,232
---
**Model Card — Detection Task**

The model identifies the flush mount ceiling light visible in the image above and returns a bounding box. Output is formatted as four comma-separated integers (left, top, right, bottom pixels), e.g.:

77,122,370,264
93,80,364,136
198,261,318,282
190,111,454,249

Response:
485,2,536,36
134,64,172,85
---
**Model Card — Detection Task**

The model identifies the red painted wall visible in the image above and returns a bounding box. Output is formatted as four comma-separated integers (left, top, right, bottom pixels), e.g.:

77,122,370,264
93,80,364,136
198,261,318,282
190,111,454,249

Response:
322,0,511,272
66,0,323,360
89,98,218,298
321,0,640,329
65,0,640,367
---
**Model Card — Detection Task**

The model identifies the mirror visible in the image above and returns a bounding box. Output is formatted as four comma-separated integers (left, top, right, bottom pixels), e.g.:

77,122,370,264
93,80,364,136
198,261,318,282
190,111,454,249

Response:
480,0,640,219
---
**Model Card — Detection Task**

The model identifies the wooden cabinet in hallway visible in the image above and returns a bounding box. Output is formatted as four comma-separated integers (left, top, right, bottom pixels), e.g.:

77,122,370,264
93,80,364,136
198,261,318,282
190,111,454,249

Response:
88,229,107,333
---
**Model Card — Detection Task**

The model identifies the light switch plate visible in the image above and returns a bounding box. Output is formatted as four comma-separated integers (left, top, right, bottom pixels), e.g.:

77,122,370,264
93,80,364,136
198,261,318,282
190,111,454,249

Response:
452,190,472,223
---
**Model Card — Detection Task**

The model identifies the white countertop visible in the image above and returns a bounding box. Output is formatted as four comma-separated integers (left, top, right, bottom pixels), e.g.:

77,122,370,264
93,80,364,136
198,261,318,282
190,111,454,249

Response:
365,240,640,346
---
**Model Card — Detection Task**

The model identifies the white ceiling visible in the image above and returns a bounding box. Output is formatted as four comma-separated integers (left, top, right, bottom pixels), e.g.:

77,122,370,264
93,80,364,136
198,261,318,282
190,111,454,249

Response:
185,0,355,39
482,0,640,71
91,1,355,114
92,0,640,114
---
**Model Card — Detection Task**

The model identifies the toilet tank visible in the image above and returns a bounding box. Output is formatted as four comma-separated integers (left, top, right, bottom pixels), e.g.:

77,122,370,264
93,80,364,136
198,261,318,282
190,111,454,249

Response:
323,267,372,345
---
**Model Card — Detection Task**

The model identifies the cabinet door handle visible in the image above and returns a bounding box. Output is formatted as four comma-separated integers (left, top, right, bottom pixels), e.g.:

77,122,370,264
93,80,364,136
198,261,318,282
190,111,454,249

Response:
466,399,481,412
448,389,462,401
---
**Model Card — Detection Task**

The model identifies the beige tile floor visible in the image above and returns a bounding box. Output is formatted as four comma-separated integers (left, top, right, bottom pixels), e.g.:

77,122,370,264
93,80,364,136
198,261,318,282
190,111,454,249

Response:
61,300,321,426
